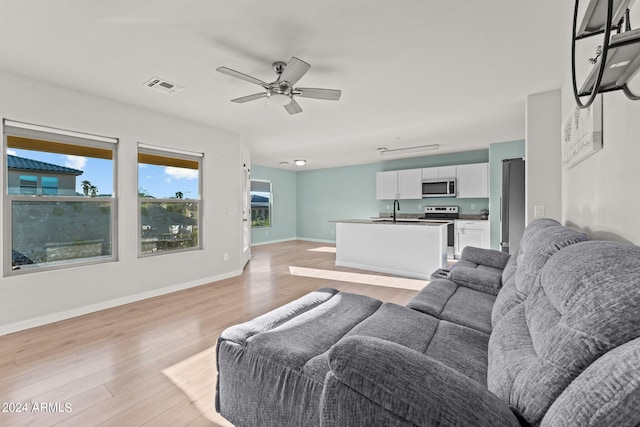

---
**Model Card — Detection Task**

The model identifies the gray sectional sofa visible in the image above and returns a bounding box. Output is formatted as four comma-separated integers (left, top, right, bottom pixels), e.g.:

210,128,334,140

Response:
216,218,640,426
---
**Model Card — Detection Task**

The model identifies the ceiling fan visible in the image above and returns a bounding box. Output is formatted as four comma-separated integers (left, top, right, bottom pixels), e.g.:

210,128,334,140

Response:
216,57,341,115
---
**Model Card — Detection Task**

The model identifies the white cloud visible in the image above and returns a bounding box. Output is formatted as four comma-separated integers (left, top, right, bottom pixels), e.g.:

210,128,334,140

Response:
7,149,17,156
164,166,198,180
65,155,87,170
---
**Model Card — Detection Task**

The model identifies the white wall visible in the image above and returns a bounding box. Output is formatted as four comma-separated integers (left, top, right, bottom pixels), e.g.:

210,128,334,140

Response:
0,71,245,333
526,90,562,223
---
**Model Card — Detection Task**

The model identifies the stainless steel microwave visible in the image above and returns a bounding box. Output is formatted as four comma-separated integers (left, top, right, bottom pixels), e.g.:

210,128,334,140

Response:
422,179,456,198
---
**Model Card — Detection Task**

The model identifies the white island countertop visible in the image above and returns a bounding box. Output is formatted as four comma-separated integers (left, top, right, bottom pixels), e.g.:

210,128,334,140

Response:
332,219,448,280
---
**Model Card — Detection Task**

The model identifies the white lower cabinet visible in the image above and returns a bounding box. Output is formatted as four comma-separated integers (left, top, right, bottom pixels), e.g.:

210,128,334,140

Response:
454,220,490,258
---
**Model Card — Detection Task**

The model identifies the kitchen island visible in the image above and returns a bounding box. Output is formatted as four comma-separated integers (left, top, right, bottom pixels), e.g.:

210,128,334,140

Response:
333,219,448,280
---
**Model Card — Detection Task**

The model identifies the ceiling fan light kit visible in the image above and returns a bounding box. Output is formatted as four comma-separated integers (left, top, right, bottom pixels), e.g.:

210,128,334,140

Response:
217,57,342,115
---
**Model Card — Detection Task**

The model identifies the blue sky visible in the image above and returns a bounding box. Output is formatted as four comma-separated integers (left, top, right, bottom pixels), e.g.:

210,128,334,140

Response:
8,148,199,199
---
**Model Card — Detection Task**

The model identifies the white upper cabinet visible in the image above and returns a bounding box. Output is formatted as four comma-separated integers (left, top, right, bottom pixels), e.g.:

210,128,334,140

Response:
421,165,457,180
397,168,422,199
437,165,456,179
377,162,488,200
456,163,489,198
376,170,400,200
376,169,422,200
421,167,439,180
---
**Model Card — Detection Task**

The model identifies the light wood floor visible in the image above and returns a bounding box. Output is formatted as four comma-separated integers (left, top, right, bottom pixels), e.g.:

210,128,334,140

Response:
0,240,419,426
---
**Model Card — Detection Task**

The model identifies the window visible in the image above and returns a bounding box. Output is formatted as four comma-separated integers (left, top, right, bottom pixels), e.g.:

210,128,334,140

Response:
18,175,37,195
4,120,117,274
250,180,271,227
138,144,202,256
41,177,58,195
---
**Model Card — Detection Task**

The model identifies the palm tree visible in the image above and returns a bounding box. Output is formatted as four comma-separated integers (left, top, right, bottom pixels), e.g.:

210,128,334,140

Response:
175,191,183,199
81,180,91,197
89,185,98,197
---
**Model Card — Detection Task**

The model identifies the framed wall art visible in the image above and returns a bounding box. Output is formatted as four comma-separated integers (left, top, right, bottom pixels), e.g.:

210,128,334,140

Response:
562,94,603,170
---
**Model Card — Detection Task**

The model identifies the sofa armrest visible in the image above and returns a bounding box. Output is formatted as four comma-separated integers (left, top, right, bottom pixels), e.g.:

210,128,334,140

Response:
449,267,503,296
459,246,511,270
321,336,519,427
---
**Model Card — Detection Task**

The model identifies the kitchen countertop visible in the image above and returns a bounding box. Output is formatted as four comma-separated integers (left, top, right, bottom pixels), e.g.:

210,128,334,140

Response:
332,219,450,226
457,214,489,221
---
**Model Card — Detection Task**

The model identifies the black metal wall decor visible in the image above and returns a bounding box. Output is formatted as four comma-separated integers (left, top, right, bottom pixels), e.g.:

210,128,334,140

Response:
572,0,640,108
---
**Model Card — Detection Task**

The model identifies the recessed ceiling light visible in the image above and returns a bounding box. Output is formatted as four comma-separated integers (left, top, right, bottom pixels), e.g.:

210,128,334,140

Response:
294,159,306,166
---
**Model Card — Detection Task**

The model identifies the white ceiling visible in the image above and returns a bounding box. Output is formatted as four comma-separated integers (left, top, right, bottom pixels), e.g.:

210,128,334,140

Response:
0,1,571,170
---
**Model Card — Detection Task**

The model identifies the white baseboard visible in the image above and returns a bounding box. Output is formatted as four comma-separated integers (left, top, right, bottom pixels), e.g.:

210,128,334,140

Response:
0,269,243,336
250,237,298,246
296,237,336,244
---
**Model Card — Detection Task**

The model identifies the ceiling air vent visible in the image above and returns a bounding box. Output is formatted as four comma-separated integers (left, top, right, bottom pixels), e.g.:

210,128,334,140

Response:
143,77,184,95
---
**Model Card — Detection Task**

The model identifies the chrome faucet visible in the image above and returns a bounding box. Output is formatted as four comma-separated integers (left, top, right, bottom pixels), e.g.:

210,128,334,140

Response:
393,199,400,223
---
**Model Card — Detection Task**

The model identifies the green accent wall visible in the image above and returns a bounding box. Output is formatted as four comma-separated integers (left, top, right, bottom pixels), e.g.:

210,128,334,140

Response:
296,162,383,242
250,165,297,245
488,140,526,250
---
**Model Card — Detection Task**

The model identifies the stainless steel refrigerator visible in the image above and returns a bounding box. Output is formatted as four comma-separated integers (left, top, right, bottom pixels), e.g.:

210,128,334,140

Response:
501,158,525,254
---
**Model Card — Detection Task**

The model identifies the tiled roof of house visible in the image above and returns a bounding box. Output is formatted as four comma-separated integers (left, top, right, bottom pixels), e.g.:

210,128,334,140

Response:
7,155,83,175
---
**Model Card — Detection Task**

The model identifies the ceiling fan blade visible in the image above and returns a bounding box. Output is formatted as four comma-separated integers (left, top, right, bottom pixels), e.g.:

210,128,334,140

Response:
284,98,303,115
231,92,267,103
278,57,311,86
296,87,342,101
217,67,268,88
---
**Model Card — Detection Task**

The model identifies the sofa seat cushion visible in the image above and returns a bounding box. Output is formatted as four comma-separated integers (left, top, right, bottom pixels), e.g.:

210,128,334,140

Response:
216,288,382,427
488,241,640,425
218,289,493,427
407,279,495,334
304,302,489,386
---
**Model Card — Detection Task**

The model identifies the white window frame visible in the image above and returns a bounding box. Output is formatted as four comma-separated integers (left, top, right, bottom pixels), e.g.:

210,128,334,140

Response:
3,119,118,275
137,143,203,257
250,179,272,228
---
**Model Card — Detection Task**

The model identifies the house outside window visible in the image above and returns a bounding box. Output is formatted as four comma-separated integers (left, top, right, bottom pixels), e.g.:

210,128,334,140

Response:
138,144,202,256
4,120,117,274
251,180,272,227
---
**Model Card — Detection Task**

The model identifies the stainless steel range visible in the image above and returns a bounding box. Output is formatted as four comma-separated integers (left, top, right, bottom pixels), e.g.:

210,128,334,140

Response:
424,206,458,258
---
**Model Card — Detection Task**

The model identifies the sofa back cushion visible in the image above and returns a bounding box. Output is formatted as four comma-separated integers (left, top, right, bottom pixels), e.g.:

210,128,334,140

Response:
487,241,640,425
500,218,560,285
492,221,585,326
541,336,640,426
